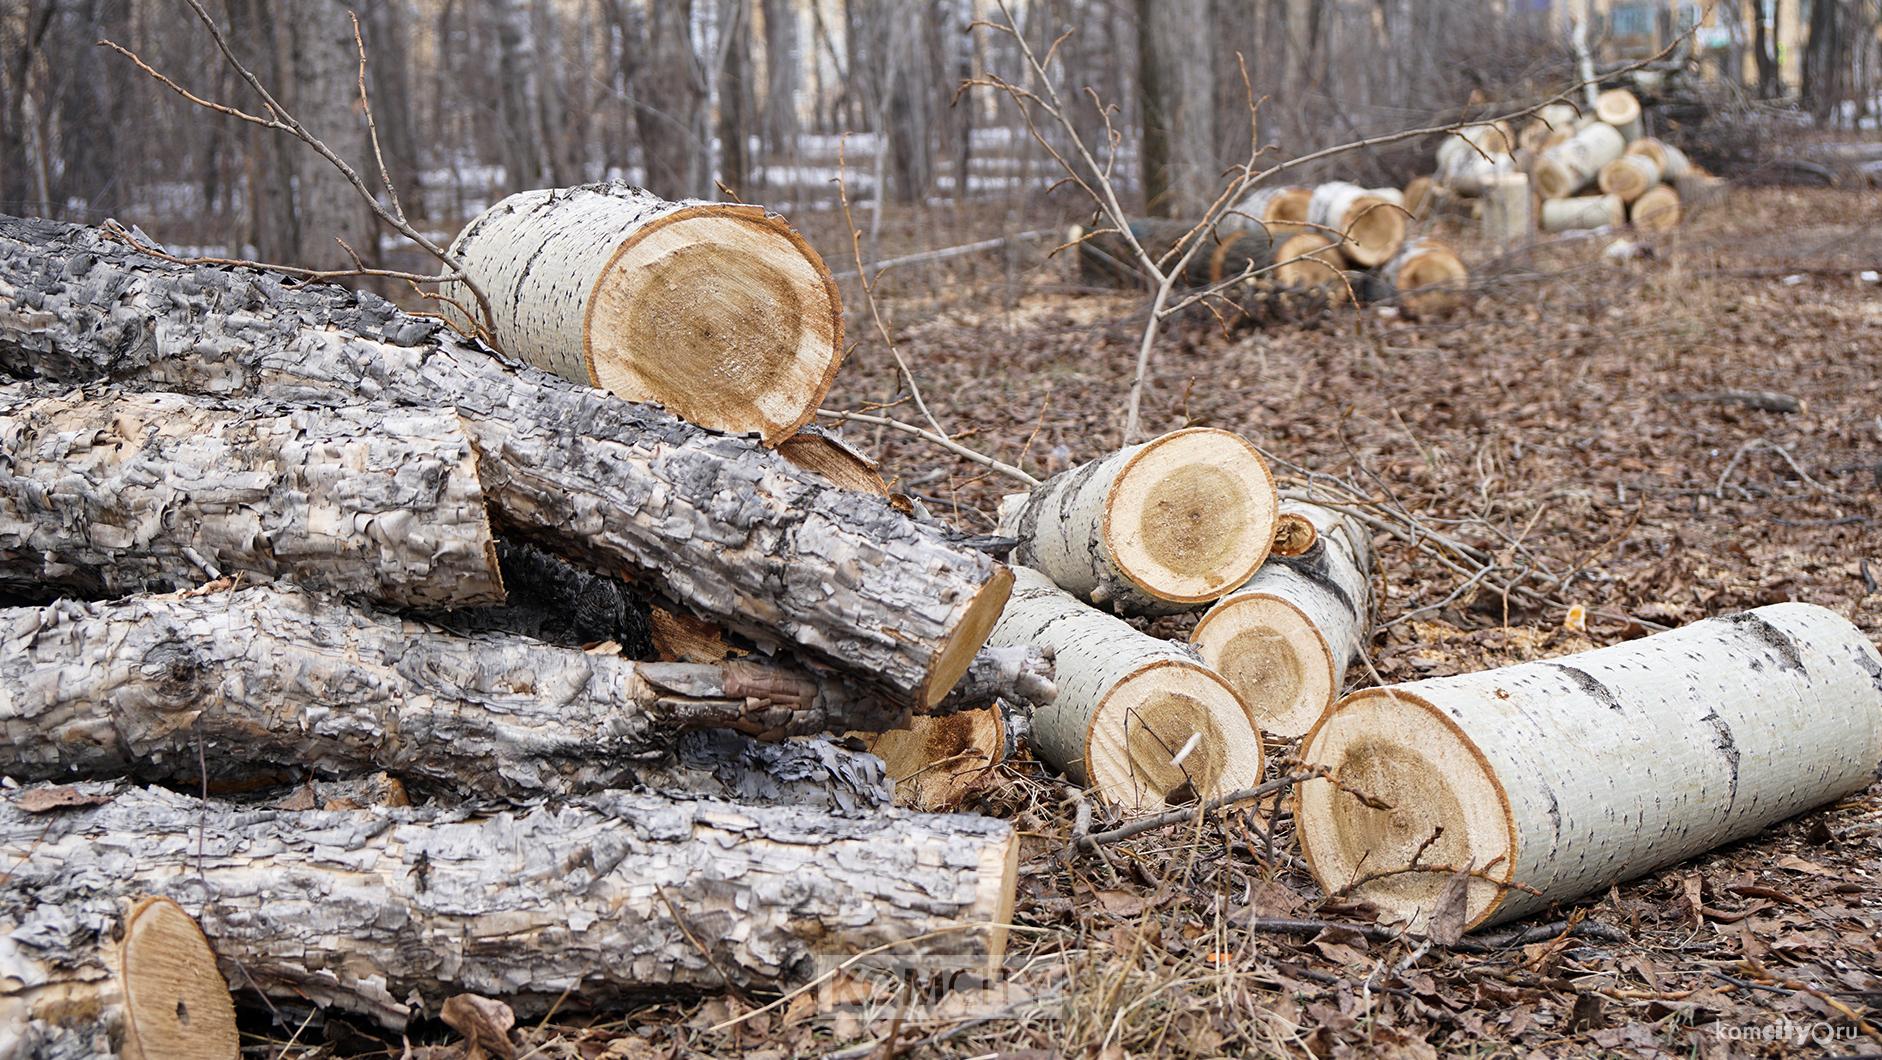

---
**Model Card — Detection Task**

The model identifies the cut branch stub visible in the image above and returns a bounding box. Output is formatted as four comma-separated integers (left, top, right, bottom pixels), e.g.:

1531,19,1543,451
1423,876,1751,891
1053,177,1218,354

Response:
1191,503,1376,739
1000,428,1278,616
1378,238,1470,319
443,183,844,444
990,567,1262,811
1296,603,1882,933
1308,181,1406,267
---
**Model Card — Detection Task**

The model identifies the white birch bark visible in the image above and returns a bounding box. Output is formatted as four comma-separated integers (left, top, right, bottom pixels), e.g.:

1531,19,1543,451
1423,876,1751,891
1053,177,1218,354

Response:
0,386,503,610
1534,122,1625,200
1227,186,1312,234
1540,193,1625,232
1307,181,1406,267
1623,138,1691,180
0,782,1019,1028
988,567,1262,811
998,428,1278,616
1191,503,1375,739
1480,172,1535,247
443,182,843,443
1297,603,1882,932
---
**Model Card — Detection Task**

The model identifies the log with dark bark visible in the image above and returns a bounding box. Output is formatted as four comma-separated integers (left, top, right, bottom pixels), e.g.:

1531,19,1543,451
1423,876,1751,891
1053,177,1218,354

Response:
0,215,1010,711
0,782,1020,1029
0,586,903,803
421,538,656,658
0,385,503,610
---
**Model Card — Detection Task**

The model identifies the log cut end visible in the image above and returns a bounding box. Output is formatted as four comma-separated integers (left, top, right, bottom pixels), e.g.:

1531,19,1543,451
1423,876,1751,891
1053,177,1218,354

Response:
1595,88,1641,130
588,206,843,443
120,897,241,1060
776,427,889,494
1597,155,1659,203
1236,186,1313,232
1531,158,1574,202
1383,239,1470,318
1271,512,1319,558
1630,185,1682,233
1104,428,1277,604
1086,660,1264,811
922,565,1016,708
854,707,1008,811
1338,197,1407,268
981,825,1022,965
1191,593,1334,738
1296,689,1516,932
1270,233,1348,289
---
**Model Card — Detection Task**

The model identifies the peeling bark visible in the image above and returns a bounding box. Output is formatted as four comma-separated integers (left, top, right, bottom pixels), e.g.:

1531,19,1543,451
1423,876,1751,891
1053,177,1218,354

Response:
0,385,503,610
0,215,1009,710
0,783,1019,1029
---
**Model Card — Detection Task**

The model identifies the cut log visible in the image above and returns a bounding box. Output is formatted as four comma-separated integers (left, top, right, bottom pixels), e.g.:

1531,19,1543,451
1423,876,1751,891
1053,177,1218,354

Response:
1228,185,1313,234
0,586,912,799
1402,176,1435,219
1269,231,1349,289
775,426,889,494
0,894,239,1060
1307,182,1406,267
1480,172,1535,247
1624,137,1690,180
1517,104,1582,153
1296,603,1882,932
852,707,1009,811
1594,87,1643,141
1199,227,1277,289
1540,193,1625,233
1533,122,1625,200
442,183,843,443
1596,154,1661,203
999,428,1278,616
0,782,1020,1028
990,567,1261,810
1190,503,1375,739
1438,147,1516,198
1376,238,1469,318
0,215,1009,711
1629,184,1682,233
0,386,503,610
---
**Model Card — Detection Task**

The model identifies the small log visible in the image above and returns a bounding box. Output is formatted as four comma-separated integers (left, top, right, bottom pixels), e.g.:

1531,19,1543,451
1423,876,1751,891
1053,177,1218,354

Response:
1190,503,1375,739
1596,154,1661,203
1269,231,1349,289
1517,104,1582,153
1480,172,1535,248
0,386,503,610
1228,185,1313,234
1534,122,1625,200
0,216,1010,712
0,782,1020,1028
443,183,843,443
0,894,239,1060
1308,182,1406,267
1377,238,1470,319
1594,87,1643,141
0,586,910,799
852,707,1009,811
999,428,1278,616
1540,193,1625,233
1296,603,1882,932
776,426,890,494
990,567,1261,810
1624,137,1690,180
1629,184,1682,233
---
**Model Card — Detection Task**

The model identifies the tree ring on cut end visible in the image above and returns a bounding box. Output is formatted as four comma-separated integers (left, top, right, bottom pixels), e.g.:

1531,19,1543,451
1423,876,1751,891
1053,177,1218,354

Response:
1085,660,1262,812
1393,245,1469,316
1297,690,1517,930
1341,197,1406,267
1103,428,1276,604
120,896,240,1059
1192,593,1333,738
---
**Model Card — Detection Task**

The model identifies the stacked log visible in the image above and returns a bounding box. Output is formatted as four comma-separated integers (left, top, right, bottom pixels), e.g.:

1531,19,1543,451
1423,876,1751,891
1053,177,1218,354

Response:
1541,193,1626,233
1630,184,1683,232
1308,181,1408,267
1296,603,1882,932
1376,238,1470,318
1594,87,1644,142
1533,122,1625,200
1230,185,1314,233
1597,154,1661,203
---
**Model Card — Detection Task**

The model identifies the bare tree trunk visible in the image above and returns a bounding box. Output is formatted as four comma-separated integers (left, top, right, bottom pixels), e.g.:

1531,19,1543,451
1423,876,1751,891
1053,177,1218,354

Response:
636,0,709,196
287,0,378,270
718,0,752,194
362,0,426,216
1135,0,1215,216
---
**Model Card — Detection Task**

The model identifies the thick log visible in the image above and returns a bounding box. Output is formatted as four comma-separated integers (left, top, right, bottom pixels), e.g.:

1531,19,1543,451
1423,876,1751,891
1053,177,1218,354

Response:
1376,238,1470,319
990,567,1262,810
1629,184,1682,233
1594,87,1643,141
0,894,239,1060
1297,603,1882,932
0,215,1009,710
1191,503,1375,739
1540,193,1625,233
1534,122,1625,200
999,428,1278,616
1307,182,1406,267
1227,185,1313,234
443,183,843,443
1596,154,1661,203
0,386,502,610
0,586,906,802
1624,137,1690,180
0,783,1020,1028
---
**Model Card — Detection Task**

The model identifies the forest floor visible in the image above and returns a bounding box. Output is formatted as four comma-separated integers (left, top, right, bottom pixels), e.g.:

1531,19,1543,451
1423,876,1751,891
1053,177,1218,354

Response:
281,186,1882,1058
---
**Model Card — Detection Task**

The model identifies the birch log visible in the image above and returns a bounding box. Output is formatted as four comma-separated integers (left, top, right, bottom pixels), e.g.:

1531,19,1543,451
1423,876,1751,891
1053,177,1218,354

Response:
0,386,503,610
0,783,1020,1028
1629,184,1682,233
0,895,239,1060
1594,87,1643,141
1596,154,1661,203
1540,193,1625,233
1297,603,1882,932
1229,186,1313,234
852,707,1010,811
0,587,908,800
1624,137,1690,180
1533,122,1626,200
0,215,1009,711
990,567,1262,810
1376,238,1470,318
443,183,843,443
999,428,1278,616
1308,182,1407,267
1480,172,1535,247
1269,232,1348,289
1191,504,1375,738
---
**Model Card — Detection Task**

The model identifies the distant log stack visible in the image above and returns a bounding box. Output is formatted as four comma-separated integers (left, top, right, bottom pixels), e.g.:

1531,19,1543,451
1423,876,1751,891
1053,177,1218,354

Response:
444,182,844,444
990,568,1262,810
1533,122,1625,200
1297,603,1882,932
1308,181,1407,267
1376,238,1470,318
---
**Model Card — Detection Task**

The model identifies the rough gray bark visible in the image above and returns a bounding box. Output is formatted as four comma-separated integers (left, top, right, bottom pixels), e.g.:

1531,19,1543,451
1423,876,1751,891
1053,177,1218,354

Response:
0,385,503,609
423,538,657,658
0,215,1010,710
0,586,903,805
0,782,1019,1029
1136,0,1216,217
